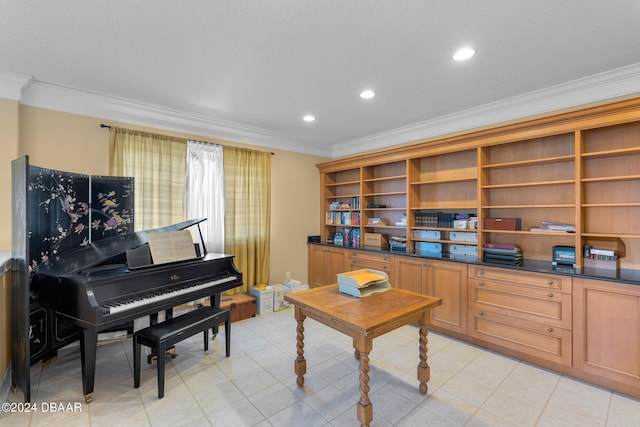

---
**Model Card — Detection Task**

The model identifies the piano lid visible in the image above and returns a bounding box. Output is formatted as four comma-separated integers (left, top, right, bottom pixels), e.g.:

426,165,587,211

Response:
35,218,206,277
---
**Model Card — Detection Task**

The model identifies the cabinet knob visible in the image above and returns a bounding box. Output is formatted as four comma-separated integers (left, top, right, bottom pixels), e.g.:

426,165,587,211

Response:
479,311,484,316
478,270,484,275
479,281,484,286
547,327,553,333
547,293,554,298
547,280,554,285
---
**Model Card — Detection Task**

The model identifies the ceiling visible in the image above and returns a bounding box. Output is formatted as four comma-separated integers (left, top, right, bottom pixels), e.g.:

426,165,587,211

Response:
2,1,640,158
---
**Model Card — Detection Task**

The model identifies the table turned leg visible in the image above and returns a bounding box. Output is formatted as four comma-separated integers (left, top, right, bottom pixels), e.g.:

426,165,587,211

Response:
417,312,432,395
294,307,307,387
354,336,373,427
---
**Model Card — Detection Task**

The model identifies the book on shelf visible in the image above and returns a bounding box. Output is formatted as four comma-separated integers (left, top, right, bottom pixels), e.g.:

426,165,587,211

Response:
529,221,575,233
541,221,575,232
483,243,516,250
337,269,391,298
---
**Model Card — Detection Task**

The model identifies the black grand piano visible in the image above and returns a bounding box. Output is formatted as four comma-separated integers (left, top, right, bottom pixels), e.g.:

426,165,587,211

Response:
32,219,243,403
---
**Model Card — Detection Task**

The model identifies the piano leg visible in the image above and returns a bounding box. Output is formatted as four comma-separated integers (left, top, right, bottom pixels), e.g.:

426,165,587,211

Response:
79,329,97,403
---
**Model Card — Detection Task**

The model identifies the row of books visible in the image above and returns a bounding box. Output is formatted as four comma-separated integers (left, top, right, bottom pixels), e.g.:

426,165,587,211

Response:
328,197,360,210
326,211,361,225
483,243,523,266
333,228,361,247
585,246,617,261
415,212,476,228
390,236,407,252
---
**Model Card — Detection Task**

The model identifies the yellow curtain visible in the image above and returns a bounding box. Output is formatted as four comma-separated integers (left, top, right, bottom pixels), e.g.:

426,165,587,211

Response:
109,127,187,231
223,147,271,293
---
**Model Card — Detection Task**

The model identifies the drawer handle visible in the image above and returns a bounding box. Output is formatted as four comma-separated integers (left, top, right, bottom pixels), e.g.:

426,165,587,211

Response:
479,281,484,286
547,280,554,285
479,311,484,316
547,327,553,333
478,270,484,275
547,293,554,298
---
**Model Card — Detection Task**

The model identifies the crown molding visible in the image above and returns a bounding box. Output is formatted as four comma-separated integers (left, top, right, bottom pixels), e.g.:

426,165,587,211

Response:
332,62,640,158
5,63,640,159
0,70,33,100
17,81,332,158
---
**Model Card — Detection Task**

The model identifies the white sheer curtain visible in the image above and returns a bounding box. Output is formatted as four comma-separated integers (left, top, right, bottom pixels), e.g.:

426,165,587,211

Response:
185,141,225,253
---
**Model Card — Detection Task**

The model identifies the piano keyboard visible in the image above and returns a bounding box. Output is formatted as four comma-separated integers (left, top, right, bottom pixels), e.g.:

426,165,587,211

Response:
105,275,239,314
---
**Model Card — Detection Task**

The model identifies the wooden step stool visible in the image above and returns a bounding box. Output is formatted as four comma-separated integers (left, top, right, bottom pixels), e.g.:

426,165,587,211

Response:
133,306,230,398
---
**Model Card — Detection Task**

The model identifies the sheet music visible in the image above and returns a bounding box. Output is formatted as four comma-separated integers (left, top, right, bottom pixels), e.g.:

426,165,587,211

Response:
146,229,197,265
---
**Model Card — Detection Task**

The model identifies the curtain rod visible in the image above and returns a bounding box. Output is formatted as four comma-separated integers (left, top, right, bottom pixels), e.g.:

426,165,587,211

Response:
100,123,274,154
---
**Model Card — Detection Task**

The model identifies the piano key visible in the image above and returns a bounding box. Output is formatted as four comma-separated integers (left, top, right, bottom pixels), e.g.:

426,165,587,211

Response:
106,275,239,314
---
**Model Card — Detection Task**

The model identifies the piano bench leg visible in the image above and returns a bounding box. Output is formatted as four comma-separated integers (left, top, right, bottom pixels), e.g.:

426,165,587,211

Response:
133,307,230,399
157,343,166,399
133,336,141,389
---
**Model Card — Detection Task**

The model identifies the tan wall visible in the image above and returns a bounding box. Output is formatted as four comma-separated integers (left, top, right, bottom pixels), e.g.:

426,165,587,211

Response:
17,105,327,285
1,98,20,251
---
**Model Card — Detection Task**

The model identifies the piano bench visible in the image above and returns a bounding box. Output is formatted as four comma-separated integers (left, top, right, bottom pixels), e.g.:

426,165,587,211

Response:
133,306,230,399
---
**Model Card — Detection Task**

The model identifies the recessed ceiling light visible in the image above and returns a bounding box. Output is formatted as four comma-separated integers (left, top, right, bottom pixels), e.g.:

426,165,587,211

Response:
360,89,375,99
303,114,315,122
453,47,475,61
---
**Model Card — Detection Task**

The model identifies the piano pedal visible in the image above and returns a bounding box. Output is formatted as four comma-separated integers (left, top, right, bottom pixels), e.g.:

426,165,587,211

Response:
147,347,177,364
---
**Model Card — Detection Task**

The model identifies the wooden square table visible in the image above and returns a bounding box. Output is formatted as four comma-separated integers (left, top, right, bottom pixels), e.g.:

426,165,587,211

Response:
284,284,442,426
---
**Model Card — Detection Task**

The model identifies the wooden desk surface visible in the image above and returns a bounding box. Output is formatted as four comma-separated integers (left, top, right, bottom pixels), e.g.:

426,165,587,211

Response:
284,284,442,339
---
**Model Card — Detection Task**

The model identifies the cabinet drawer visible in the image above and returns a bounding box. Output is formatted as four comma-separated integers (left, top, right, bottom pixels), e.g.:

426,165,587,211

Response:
468,265,571,293
349,251,392,264
469,278,571,329
469,308,572,366
350,258,394,274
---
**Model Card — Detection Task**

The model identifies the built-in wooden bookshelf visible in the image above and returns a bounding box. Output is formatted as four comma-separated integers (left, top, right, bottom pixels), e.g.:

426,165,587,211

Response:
316,97,640,271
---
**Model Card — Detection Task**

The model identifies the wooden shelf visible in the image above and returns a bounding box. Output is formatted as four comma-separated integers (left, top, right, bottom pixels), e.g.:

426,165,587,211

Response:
363,175,406,182
362,191,406,197
412,238,477,245
325,194,360,199
325,180,360,187
582,175,640,183
582,203,640,207
482,155,574,169
482,204,575,209
482,179,574,189
410,176,476,185
583,232,640,239
363,207,406,211
581,146,640,159
481,229,576,236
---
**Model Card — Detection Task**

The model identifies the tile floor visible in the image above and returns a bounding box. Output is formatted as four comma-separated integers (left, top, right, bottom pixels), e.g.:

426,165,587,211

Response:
2,308,640,426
